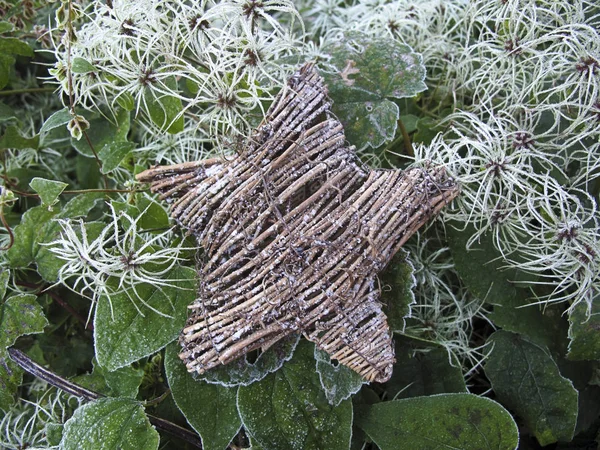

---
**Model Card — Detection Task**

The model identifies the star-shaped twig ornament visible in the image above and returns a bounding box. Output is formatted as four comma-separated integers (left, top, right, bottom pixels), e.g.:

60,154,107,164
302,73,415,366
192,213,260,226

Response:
136,64,459,383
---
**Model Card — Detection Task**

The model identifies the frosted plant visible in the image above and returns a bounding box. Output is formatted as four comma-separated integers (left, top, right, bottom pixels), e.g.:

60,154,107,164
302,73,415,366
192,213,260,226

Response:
48,201,193,318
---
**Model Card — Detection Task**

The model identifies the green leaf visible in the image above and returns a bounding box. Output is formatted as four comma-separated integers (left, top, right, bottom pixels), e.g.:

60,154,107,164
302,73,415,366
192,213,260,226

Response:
0,293,48,409
238,340,352,450
385,336,466,400
197,334,299,386
75,358,144,398
143,77,184,134
0,21,14,34
60,398,159,450
314,347,365,407
94,266,196,371
0,37,34,57
485,330,578,446
164,342,241,450
6,205,56,268
29,177,68,207
0,101,15,121
380,249,415,332
136,196,170,230
116,92,135,111
447,223,564,350
567,297,600,360
0,125,39,150
40,108,71,136
71,108,130,158
321,31,426,149
71,57,96,74
0,53,14,89
98,141,135,174
0,269,9,300
355,393,519,450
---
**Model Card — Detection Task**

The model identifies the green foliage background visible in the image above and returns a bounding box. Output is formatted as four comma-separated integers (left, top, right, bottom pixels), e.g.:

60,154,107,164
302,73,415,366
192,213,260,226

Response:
1,1,599,449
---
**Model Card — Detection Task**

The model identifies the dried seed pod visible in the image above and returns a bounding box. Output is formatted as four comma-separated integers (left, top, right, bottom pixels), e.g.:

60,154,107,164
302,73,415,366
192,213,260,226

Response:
137,63,459,383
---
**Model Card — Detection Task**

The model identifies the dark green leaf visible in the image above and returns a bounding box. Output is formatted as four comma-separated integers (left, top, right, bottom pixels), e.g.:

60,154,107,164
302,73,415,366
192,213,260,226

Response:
0,293,48,409
98,141,135,174
71,108,130,158
6,205,56,268
94,266,196,371
320,31,426,148
0,37,34,57
0,53,14,90
144,77,184,134
0,101,15,121
386,336,466,400
165,342,241,450
238,340,352,450
380,249,415,332
40,108,71,136
0,125,39,150
485,330,578,446
116,92,135,111
29,177,68,206
75,358,144,398
355,393,519,450
314,347,365,407
60,398,159,450
567,298,600,360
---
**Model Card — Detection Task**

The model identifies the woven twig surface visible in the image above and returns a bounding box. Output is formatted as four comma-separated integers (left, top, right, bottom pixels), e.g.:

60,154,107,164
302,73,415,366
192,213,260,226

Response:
137,64,459,383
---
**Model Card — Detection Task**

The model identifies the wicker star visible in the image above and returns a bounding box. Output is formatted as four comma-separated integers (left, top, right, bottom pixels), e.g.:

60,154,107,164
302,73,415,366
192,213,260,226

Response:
136,64,459,383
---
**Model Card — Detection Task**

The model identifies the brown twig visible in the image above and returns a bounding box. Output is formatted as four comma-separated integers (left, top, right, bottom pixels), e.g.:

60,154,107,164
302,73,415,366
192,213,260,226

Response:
8,348,203,449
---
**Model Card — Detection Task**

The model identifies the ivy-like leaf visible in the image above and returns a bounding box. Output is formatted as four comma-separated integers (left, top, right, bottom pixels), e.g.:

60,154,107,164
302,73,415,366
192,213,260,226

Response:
379,249,415,332
567,298,600,360
314,347,365,407
74,358,144,398
94,266,196,371
164,342,242,450
355,393,519,450
29,177,68,207
40,108,71,137
0,37,34,57
385,336,466,400
60,398,159,450
71,57,96,74
0,293,48,409
0,21,14,33
237,340,352,450
321,31,426,149
98,141,135,174
143,76,184,134
485,330,578,446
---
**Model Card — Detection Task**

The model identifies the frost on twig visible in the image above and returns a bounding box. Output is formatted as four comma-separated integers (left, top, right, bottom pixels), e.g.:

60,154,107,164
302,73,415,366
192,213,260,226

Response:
137,64,459,383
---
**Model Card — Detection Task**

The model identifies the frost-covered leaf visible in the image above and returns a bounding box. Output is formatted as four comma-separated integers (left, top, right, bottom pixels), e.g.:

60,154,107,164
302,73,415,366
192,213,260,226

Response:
60,398,159,450
0,125,39,150
0,53,13,89
29,177,68,207
144,77,184,134
98,141,135,174
380,249,415,332
94,266,196,371
6,205,56,268
71,57,96,74
355,393,519,450
165,342,241,450
238,340,352,450
71,108,130,158
0,37,34,57
567,297,600,360
320,31,426,149
485,330,578,446
314,347,364,407
197,333,299,386
385,336,466,400
40,108,71,137
0,293,48,409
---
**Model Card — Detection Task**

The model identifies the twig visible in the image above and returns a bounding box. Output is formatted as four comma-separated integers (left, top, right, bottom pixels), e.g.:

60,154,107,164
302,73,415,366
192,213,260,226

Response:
8,348,203,449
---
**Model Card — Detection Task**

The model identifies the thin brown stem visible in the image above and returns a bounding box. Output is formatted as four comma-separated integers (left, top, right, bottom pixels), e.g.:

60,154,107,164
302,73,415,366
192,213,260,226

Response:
8,348,203,449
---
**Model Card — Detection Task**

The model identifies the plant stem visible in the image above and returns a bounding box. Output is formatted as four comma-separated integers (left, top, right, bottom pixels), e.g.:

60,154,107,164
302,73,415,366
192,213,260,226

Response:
8,348,203,448
0,87,55,96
